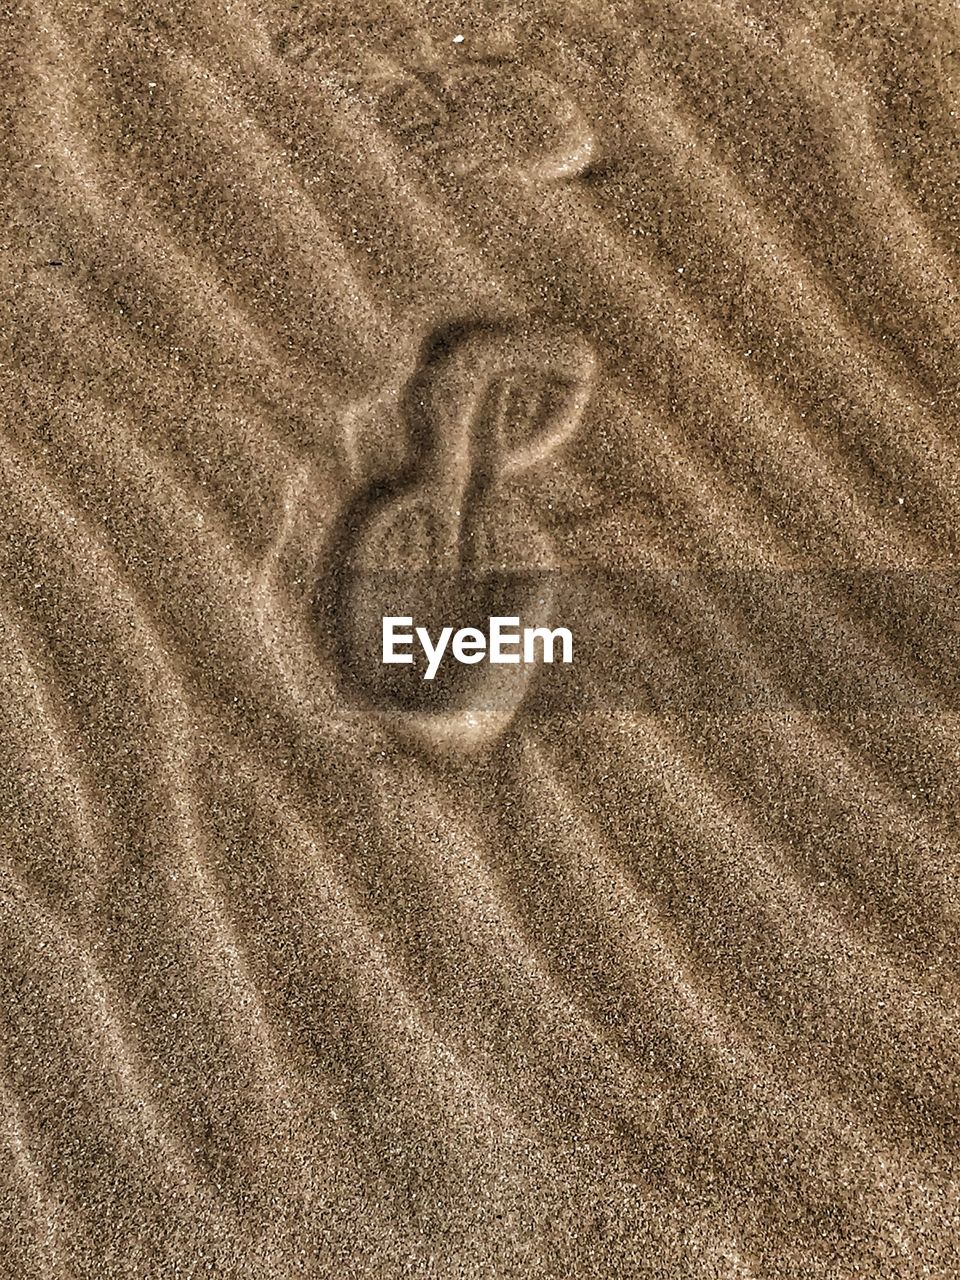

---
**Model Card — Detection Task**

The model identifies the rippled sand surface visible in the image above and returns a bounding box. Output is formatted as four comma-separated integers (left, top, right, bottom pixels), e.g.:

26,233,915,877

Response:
3,1,960,1275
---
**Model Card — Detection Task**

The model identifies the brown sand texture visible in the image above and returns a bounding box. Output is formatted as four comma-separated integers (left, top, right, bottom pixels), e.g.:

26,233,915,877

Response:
3,0,960,1275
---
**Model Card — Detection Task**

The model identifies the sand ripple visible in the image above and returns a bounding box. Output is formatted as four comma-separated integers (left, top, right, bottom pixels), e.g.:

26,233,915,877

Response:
3,1,960,1274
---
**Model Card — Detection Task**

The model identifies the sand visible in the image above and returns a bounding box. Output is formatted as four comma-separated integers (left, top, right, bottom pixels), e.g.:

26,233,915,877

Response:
2,0,960,1275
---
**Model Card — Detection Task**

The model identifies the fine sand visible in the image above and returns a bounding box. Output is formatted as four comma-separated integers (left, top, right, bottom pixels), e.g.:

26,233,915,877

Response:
3,1,960,1276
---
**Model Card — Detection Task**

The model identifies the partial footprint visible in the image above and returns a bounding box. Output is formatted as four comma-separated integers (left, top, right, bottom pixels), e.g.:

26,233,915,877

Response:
271,16,594,183
324,320,597,754
375,61,595,180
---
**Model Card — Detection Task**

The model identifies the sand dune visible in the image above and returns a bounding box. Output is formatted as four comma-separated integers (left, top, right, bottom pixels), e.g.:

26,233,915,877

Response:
3,0,960,1275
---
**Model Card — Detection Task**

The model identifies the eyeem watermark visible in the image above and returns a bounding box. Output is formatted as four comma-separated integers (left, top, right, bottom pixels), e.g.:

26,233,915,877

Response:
382,616,573,681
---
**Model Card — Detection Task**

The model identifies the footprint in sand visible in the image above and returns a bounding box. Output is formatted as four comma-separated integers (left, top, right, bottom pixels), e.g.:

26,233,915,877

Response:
328,321,597,754
373,60,595,180
273,18,594,182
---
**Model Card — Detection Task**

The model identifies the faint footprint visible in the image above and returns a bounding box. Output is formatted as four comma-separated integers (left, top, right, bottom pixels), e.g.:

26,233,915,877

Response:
325,320,597,754
272,16,594,182
373,60,595,180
